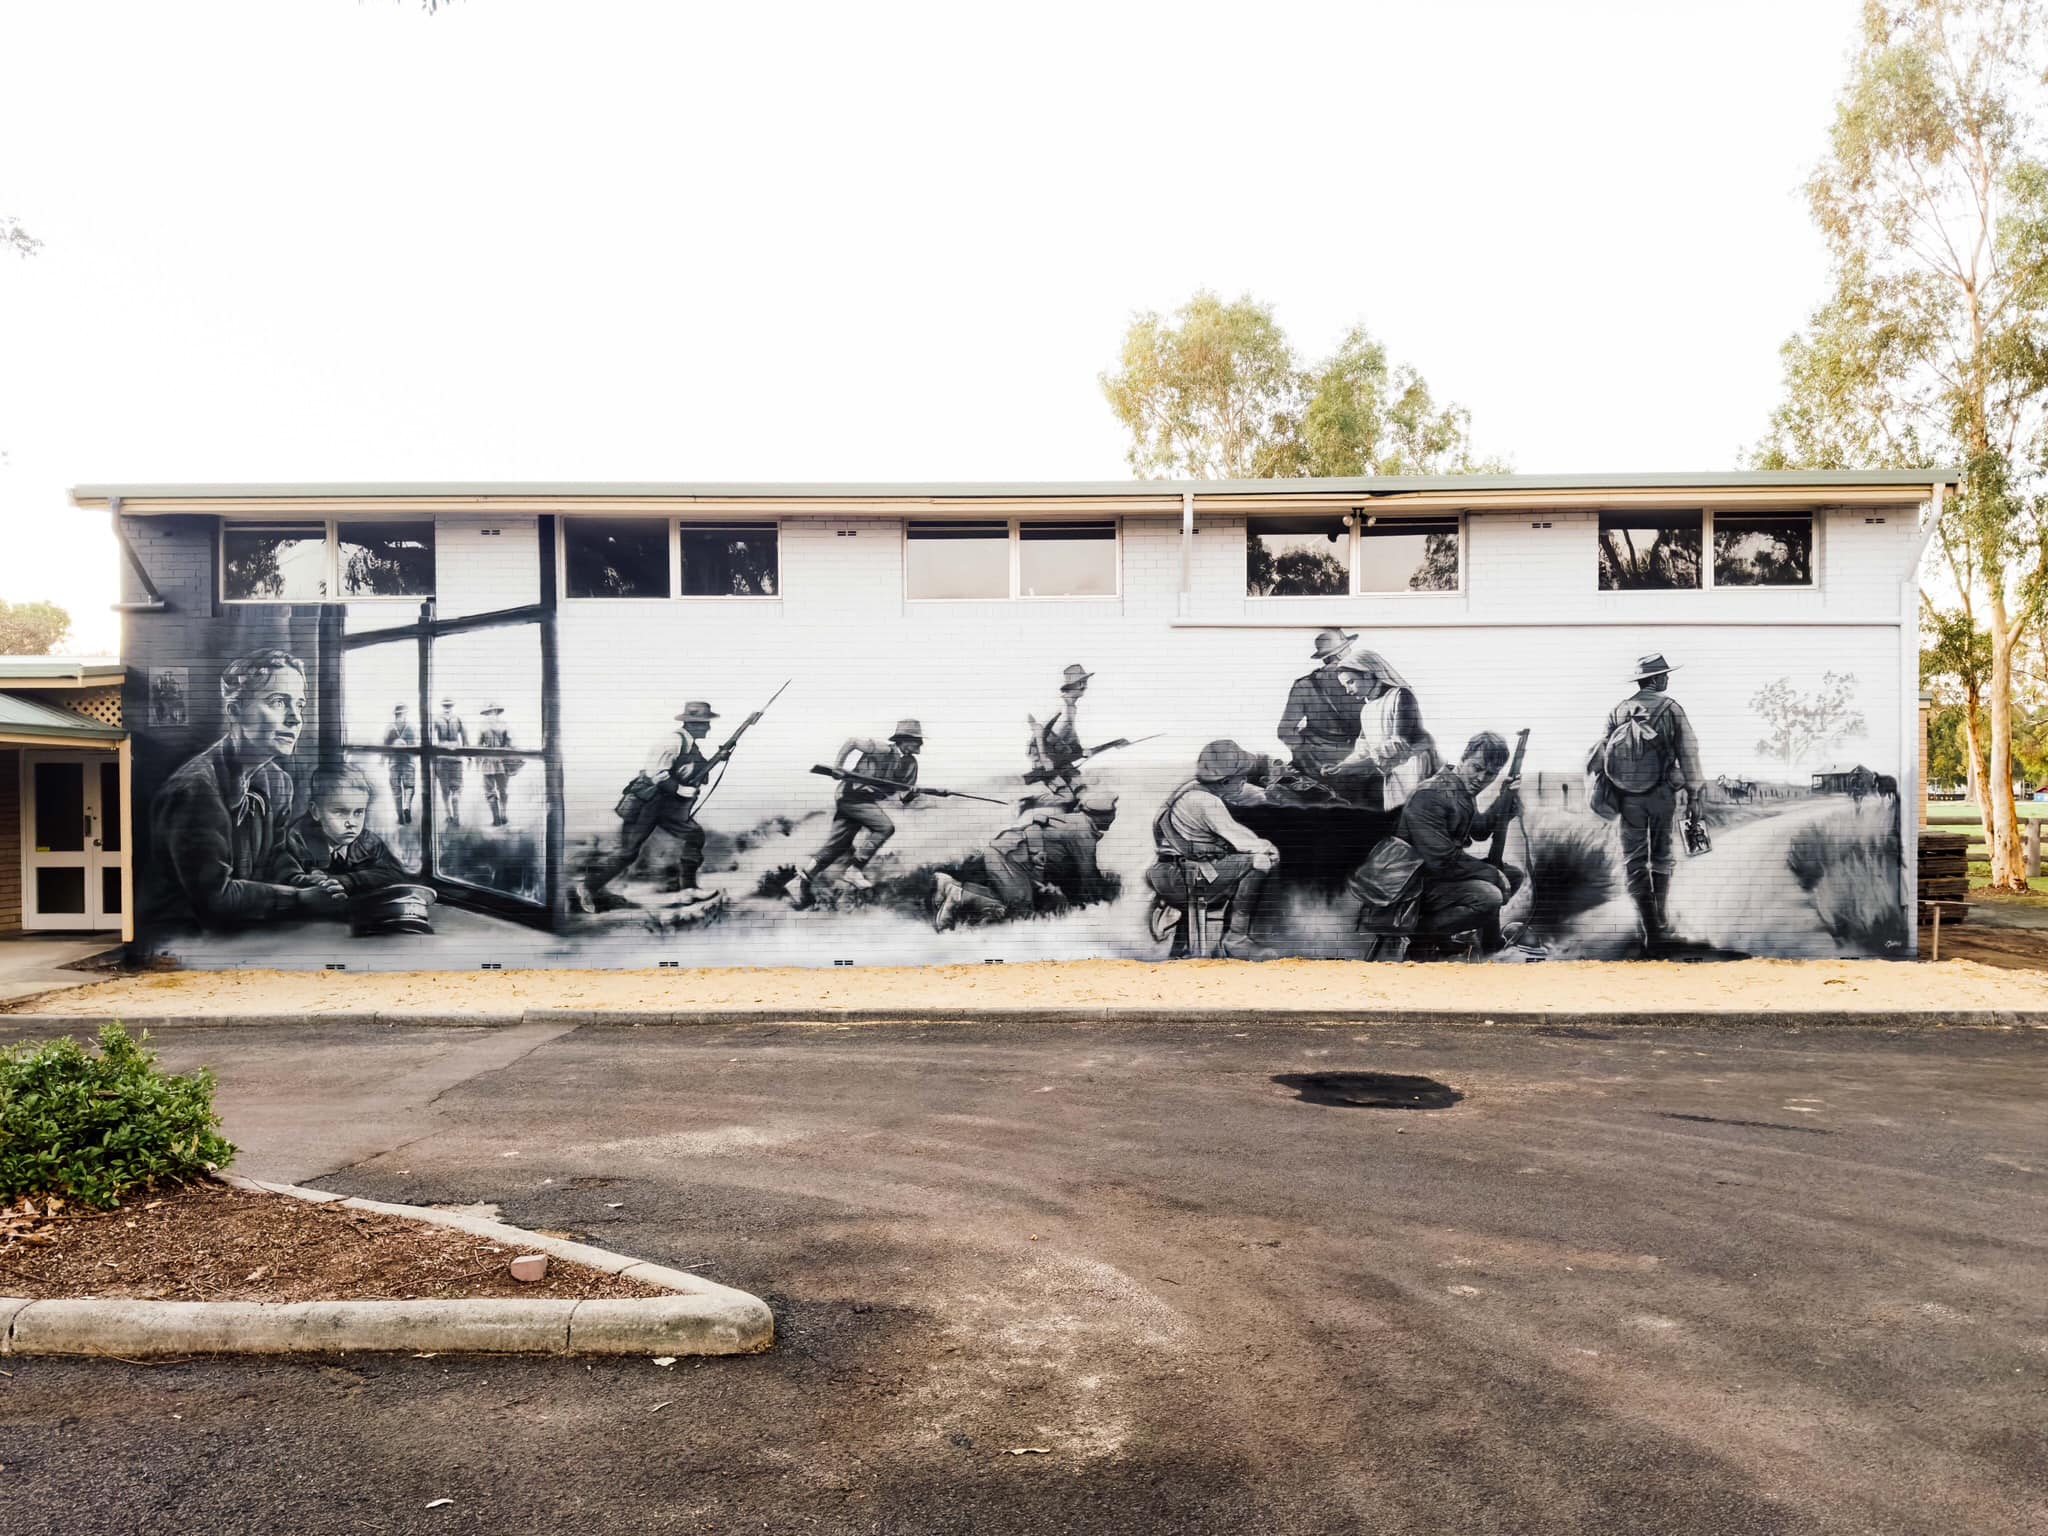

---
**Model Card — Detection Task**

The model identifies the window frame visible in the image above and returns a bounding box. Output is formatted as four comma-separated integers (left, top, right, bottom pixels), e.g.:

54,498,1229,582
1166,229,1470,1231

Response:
1594,508,1821,593
557,516,785,603
903,517,1123,603
220,518,437,605
1705,507,1819,591
1244,511,1464,600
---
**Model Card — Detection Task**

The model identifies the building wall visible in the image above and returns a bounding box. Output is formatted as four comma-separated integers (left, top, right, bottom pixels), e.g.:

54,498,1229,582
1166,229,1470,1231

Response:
117,500,1917,971
0,747,18,933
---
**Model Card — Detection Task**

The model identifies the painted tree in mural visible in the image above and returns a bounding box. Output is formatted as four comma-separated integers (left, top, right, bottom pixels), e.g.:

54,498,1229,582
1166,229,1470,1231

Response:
1751,672,1869,768
1101,293,1503,479
1,217,36,260
0,600,72,655
1751,0,2048,889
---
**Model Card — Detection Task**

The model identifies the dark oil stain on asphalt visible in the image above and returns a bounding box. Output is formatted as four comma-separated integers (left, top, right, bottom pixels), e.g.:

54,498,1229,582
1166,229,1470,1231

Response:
1274,1072,1463,1110
1659,1112,1834,1135
1532,1026,1617,1040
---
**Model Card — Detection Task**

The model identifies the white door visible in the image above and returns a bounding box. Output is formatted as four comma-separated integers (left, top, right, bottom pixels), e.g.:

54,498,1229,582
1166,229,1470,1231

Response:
21,752,125,931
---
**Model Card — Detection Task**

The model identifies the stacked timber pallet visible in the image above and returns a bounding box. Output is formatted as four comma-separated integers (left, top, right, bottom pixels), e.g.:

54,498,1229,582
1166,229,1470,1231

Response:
1918,828,1970,926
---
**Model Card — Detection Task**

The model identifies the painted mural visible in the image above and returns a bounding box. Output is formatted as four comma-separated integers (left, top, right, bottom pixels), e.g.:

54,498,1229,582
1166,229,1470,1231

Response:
128,601,1908,971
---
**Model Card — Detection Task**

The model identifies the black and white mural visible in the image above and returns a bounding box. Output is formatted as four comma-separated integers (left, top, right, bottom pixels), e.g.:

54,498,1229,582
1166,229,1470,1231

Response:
127,597,1908,971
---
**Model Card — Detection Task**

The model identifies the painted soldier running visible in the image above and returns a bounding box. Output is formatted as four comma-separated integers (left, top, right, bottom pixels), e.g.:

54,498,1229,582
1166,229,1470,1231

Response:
384,703,418,825
932,787,1119,930
1026,664,1093,796
1589,652,1703,952
1146,740,1281,960
1276,629,1360,779
583,700,753,906
790,719,926,906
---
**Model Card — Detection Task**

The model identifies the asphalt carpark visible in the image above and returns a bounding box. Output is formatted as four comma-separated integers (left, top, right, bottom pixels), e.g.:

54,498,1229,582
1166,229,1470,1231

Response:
2,1015,2044,1535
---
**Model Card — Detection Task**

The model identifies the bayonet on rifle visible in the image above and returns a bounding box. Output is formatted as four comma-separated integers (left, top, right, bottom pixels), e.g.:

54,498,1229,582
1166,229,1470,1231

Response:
1486,728,1532,867
1021,732,1164,785
809,764,1006,806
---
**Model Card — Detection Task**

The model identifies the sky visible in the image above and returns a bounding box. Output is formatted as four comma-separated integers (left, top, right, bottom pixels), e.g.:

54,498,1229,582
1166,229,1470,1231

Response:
0,0,1866,655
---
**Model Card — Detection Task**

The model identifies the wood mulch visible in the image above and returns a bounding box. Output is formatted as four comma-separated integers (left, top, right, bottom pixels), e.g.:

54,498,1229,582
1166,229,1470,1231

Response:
0,1182,668,1304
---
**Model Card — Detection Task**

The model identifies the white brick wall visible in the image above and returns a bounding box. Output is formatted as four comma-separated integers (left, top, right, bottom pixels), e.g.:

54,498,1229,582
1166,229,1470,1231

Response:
120,497,1923,971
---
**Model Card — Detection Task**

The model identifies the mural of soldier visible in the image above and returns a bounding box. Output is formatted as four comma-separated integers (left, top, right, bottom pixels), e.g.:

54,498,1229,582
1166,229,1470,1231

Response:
384,703,418,825
1275,628,1359,779
1589,652,1703,952
932,787,1119,929
478,703,517,828
1396,731,1523,955
431,696,468,828
790,719,925,906
1146,740,1281,960
1026,663,1092,796
582,701,729,905
146,648,340,929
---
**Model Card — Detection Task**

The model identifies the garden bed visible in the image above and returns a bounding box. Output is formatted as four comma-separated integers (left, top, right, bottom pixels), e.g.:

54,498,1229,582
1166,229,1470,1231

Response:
0,1181,667,1304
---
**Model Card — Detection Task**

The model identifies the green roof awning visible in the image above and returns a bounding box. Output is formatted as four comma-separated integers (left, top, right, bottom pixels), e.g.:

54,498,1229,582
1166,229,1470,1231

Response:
0,692,124,743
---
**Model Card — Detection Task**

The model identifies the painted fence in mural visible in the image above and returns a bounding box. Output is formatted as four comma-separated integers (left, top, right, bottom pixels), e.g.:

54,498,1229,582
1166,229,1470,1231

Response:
119,512,1910,971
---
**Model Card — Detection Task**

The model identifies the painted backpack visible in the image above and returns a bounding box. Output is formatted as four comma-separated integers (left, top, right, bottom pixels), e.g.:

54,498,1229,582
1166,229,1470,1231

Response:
1600,703,1667,794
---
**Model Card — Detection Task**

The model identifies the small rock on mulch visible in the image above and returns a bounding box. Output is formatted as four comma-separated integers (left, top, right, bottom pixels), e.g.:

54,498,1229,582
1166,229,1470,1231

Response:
0,1183,667,1304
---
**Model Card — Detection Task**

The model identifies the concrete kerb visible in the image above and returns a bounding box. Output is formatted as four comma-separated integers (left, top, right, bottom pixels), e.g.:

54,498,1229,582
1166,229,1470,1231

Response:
0,1174,774,1360
11,1007,2048,1031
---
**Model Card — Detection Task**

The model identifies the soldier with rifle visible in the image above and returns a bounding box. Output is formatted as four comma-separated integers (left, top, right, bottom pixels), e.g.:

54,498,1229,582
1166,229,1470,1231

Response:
1025,664,1093,792
1393,729,1526,955
790,721,1004,906
579,684,785,908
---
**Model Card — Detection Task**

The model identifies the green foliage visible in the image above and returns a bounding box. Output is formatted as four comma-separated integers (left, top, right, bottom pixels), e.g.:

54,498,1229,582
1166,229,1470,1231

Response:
1101,292,1503,480
0,1023,236,1208
0,598,72,655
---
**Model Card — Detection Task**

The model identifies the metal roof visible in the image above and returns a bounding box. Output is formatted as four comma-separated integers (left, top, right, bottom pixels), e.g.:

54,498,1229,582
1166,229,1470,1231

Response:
70,470,1958,506
0,656,124,683
0,691,124,742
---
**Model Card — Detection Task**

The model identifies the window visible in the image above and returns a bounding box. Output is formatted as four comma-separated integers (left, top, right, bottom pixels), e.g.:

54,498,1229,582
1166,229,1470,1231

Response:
905,520,1120,601
223,520,435,603
223,524,330,601
1359,516,1460,593
1247,513,1461,597
338,522,435,597
564,518,670,599
1019,522,1117,597
1248,515,1349,597
1598,512,1702,591
679,523,779,597
561,518,783,599
1713,511,1814,587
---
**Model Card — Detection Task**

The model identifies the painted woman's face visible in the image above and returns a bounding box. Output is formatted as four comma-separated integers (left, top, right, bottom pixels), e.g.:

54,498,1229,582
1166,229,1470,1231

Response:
227,667,305,759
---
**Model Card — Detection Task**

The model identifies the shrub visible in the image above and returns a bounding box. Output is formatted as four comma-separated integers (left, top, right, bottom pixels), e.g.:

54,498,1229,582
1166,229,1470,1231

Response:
1522,810,1620,924
0,1023,235,1208
1785,803,1906,954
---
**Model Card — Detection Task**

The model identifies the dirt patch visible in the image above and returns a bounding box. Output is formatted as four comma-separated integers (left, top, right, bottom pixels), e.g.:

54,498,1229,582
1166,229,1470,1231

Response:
0,1183,668,1303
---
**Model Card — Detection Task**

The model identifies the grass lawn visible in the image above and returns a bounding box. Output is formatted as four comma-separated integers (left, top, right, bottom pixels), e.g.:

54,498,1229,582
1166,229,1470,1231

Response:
1925,801,2048,821
1968,868,2048,901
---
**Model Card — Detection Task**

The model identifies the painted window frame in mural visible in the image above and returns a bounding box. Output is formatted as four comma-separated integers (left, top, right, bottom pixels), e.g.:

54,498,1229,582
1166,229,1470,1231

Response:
904,519,1122,602
221,520,436,604
559,518,784,602
1246,512,1463,598
333,594,562,929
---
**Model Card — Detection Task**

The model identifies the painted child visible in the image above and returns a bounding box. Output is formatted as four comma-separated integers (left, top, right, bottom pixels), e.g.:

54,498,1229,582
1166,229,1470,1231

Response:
276,762,412,905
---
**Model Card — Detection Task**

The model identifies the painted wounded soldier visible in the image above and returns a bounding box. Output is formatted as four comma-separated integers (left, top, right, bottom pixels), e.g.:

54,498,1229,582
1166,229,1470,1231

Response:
931,788,1118,930
147,648,341,930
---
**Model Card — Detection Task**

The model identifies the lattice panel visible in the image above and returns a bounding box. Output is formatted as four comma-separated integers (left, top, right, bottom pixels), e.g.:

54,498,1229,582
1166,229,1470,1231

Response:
50,687,123,727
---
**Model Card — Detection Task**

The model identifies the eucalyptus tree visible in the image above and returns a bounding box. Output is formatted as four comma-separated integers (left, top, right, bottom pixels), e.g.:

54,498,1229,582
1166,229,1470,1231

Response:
1102,293,1499,481
1752,0,2048,887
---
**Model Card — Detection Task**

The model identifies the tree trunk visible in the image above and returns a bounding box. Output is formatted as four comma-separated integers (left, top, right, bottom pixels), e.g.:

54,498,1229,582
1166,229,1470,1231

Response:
1963,685,1986,805
1986,598,2027,890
